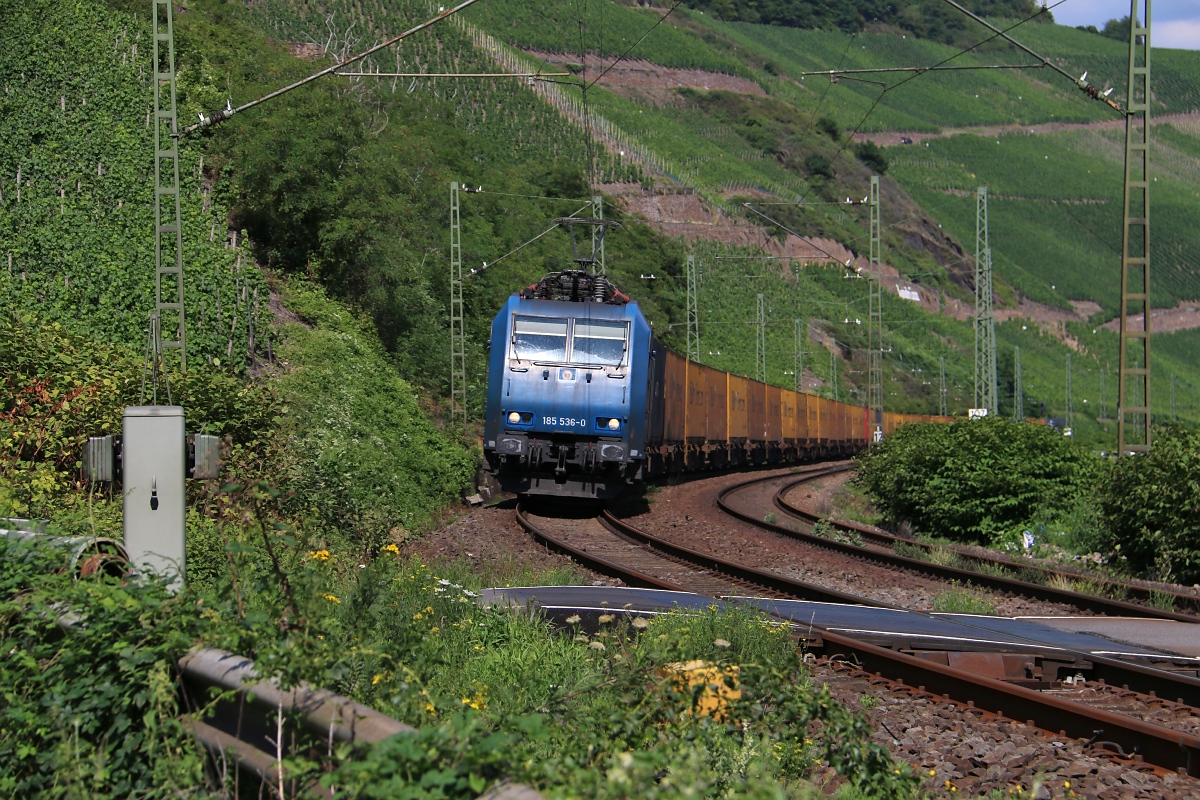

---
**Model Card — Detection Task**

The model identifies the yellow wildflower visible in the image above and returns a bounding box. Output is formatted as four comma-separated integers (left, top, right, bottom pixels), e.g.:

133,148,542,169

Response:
323,594,341,604
372,674,385,685
413,612,423,620
381,543,400,554
309,550,331,561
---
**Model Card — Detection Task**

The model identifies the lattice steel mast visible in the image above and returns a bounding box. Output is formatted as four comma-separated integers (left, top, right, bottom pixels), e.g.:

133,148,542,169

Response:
1118,1,1152,454
1066,352,1074,431
591,195,605,274
153,0,186,368
974,187,997,415
794,318,804,393
756,293,766,383
1013,346,1024,420
449,182,466,427
939,354,948,417
686,255,700,362
868,175,883,440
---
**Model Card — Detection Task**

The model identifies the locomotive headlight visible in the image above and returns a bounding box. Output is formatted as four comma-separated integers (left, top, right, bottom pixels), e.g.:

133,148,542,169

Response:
508,411,521,424
607,418,621,430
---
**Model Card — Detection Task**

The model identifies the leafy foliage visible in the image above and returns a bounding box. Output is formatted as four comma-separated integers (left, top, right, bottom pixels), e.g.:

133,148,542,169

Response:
854,417,1105,543
0,0,270,366
682,0,1048,43
270,279,476,541
1097,424,1200,584
0,543,207,797
0,314,275,520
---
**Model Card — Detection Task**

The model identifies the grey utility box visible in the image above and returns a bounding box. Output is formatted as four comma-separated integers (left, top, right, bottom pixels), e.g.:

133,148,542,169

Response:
123,406,186,588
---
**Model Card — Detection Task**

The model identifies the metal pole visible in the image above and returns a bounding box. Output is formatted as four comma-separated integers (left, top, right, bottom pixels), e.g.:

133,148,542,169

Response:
591,196,605,275
1100,367,1108,420
756,293,766,383
1066,353,1074,431
449,182,466,427
939,354,948,417
975,188,997,415
153,0,185,369
868,175,883,440
830,344,838,402
794,318,804,393
1118,0,1152,454
686,255,699,362
1014,346,1024,420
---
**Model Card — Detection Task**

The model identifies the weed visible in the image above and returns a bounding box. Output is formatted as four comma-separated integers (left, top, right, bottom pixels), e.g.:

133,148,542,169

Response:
927,547,964,569
893,541,928,561
858,695,879,711
972,559,1014,579
1148,589,1177,612
764,511,779,525
811,519,864,547
932,583,998,615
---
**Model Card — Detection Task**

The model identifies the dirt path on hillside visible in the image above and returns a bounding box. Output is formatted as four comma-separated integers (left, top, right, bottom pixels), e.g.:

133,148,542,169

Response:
857,111,1200,146
1101,299,1200,334
523,50,764,103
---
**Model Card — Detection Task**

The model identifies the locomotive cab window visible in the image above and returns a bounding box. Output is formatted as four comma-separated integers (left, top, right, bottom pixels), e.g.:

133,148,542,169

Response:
512,316,569,362
571,320,628,366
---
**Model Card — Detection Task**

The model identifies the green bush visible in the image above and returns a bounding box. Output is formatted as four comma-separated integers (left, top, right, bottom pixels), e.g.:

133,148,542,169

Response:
0,314,275,522
855,417,1104,544
1098,424,1200,583
0,541,207,797
272,279,476,542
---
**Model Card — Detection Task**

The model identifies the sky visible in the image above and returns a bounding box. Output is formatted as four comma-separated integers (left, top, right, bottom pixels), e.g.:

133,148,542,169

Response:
1048,0,1200,50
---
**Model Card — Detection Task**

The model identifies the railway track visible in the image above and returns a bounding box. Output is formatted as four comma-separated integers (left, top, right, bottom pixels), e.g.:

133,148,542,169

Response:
717,468,1200,623
514,498,1200,780
775,471,1200,617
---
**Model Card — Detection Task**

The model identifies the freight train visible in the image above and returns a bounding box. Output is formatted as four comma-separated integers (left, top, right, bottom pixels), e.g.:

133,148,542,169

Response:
483,267,949,499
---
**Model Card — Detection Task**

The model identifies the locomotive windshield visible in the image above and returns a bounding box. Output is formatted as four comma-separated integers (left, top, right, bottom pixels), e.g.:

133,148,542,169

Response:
571,319,627,366
512,316,569,362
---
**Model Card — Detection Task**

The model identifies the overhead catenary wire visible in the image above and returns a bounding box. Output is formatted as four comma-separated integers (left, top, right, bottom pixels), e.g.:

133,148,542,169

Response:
801,62,1047,78
585,1,684,91
467,201,595,276
182,0,483,134
334,71,572,78
823,0,1074,169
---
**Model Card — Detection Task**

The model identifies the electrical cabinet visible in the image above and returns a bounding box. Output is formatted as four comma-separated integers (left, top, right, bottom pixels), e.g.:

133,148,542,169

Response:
123,406,185,587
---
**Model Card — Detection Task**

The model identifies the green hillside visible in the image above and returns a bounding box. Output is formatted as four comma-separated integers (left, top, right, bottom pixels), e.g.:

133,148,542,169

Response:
4,0,1197,465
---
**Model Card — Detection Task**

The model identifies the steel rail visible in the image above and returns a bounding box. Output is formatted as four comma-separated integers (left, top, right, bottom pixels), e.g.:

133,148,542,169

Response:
515,508,1200,777
716,470,1200,710
756,473,1200,621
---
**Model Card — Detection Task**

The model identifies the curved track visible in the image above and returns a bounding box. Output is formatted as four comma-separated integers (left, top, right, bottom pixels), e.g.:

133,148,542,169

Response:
514,487,1200,779
717,469,1200,623
768,474,1200,618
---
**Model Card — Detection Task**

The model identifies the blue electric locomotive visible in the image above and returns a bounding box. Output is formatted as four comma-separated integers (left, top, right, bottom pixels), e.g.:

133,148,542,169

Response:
483,266,655,499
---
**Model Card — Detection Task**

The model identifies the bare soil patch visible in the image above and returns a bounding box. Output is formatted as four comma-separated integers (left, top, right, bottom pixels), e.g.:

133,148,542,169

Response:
524,50,764,98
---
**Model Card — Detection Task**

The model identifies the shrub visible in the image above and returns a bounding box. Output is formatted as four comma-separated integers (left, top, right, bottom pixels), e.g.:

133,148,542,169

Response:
803,153,833,179
855,418,1104,544
854,140,889,175
1098,423,1200,583
816,115,841,140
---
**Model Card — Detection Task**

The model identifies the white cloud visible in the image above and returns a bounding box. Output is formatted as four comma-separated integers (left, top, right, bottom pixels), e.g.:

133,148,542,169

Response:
1155,19,1200,49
